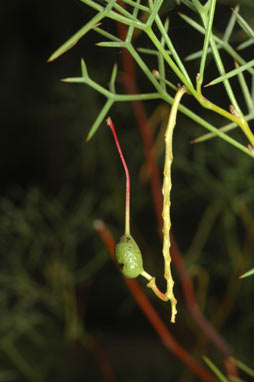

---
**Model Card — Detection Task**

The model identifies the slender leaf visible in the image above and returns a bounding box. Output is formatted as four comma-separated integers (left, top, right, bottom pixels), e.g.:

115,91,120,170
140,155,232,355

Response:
236,63,254,113
81,58,88,78
239,267,254,279
137,47,163,56
185,45,222,62
223,5,239,42
176,0,196,11
237,38,254,51
152,70,177,91
47,22,100,62
119,0,151,12
199,0,216,85
192,0,204,13
152,16,193,88
94,26,121,42
179,12,254,75
231,377,247,382
86,99,114,141
205,59,254,87
80,0,146,30
191,113,254,143
234,359,254,377
209,34,242,115
48,0,119,62
203,356,228,382
233,9,254,40
97,41,126,48
157,18,169,92
109,64,118,93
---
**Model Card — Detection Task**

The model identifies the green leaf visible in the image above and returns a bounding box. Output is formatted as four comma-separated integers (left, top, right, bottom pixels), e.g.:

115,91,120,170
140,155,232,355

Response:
233,8,254,40
234,358,254,377
48,0,118,62
185,45,222,62
81,59,88,78
120,0,151,12
191,113,254,143
199,0,217,85
137,47,161,56
178,103,254,158
222,5,239,42
205,59,254,87
152,70,177,91
236,62,254,113
157,18,169,92
237,38,254,51
192,0,204,13
47,22,100,62
179,12,254,75
231,377,247,382
203,356,228,382
86,99,114,141
176,0,196,11
239,267,254,279
94,26,121,42
109,64,118,93
96,41,126,48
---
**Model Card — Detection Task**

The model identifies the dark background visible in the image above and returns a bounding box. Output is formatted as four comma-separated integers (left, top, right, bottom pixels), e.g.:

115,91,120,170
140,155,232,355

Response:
0,1,253,381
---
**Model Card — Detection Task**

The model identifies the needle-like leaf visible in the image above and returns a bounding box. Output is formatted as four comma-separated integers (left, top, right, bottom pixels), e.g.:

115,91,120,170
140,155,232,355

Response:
233,359,254,377
223,5,239,42
179,12,254,75
86,99,114,141
191,113,254,144
236,63,254,113
47,22,100,62
199,0,216,85
81,59,88,78
239,267,254,279
232,8,254,40
205,59,254,87
109,64,118,93
203,356,228,382
237,38,254,51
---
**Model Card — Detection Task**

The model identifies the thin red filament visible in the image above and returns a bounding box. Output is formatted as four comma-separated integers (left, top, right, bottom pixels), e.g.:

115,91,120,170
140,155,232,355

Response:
107,117,130,235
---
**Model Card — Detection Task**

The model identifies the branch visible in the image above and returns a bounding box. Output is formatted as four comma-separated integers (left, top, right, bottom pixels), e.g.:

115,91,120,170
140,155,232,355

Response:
93,219,216,382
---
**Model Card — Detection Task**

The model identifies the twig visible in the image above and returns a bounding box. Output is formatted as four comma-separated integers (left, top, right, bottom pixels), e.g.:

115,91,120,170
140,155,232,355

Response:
93,219,216,382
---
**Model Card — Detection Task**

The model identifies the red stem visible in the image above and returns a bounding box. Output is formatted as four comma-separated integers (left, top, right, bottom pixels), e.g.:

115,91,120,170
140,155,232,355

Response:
94,220,216,382
107,117,130,235
116,25,163,228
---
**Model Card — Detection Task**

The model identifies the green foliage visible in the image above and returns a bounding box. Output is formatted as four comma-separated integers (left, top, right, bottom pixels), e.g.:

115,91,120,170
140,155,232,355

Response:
240,267,254,278
50,0,254,156
0,188,108,380
204,356,254,382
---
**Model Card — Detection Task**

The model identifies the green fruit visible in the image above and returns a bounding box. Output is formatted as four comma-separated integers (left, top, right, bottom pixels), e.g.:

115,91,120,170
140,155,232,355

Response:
115,235,144,278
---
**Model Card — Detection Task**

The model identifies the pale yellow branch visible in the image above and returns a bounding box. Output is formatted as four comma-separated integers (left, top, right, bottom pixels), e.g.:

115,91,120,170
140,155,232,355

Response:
162,86,187,323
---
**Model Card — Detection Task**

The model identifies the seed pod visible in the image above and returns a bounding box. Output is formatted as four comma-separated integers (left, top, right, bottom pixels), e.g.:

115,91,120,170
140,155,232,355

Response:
115,235,144,278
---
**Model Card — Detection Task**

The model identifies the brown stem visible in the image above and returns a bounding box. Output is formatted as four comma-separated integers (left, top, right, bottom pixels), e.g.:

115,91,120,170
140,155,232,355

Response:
94,220,216,382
